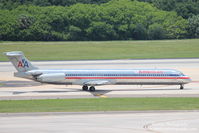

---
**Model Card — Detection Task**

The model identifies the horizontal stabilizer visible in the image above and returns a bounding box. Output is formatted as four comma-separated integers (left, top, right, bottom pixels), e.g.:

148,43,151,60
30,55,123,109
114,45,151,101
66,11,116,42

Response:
4,51,23,57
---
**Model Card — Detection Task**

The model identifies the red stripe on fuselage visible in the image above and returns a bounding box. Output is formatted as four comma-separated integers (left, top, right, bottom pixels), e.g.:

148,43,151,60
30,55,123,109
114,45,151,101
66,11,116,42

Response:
65,77,190,79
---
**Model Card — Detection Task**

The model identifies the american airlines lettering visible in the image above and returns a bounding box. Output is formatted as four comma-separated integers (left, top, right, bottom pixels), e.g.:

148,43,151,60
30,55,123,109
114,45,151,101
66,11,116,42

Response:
139,71,163,74
18,59,29,68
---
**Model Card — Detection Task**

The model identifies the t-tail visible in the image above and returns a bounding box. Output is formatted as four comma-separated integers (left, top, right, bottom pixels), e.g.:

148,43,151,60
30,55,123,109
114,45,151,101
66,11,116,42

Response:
4,51,38,78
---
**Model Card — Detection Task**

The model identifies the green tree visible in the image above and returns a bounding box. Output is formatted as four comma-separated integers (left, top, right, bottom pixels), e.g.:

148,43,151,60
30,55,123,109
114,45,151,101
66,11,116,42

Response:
148,24,165,39
86,21,117,40
0,0,190,41
139,0,199,19
0,10,19,40
68,25,82,40
18,14,35,30
152,0,176,11
132,24,147,40
188,15,199,38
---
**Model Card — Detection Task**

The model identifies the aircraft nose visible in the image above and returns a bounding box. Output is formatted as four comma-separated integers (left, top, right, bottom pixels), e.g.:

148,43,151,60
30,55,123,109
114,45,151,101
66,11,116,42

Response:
184,76,192,83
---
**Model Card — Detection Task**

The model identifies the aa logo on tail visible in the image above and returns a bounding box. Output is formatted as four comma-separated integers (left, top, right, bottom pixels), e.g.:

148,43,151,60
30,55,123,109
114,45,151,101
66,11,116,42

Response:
18,59,29,68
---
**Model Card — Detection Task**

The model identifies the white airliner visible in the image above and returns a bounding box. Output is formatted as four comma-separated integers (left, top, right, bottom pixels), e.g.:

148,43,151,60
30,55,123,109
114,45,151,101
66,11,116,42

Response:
4,51,191,91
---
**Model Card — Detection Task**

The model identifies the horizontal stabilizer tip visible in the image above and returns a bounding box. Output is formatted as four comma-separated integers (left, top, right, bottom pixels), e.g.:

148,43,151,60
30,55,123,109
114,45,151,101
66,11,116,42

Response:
4,51,24,57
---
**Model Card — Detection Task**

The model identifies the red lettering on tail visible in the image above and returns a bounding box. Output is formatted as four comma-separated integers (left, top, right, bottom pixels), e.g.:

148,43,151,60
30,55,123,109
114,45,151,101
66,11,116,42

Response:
17,61,23,68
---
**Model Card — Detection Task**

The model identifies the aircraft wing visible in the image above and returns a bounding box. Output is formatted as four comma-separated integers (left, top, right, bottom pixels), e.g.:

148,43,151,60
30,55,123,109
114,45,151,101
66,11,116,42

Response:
84,80,111,86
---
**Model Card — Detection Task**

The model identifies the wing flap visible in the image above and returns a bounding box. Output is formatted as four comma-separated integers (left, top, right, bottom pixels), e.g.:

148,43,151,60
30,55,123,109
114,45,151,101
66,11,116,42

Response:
84,80,111,86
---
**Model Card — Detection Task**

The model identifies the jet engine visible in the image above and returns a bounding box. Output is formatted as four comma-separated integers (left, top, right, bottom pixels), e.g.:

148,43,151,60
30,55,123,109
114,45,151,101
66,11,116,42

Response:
36,73,65,83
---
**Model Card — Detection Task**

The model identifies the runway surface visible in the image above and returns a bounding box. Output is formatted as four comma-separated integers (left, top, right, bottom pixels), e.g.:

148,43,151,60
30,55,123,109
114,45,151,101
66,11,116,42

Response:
1,59,199,133
0,111,199,133
0,59,199,100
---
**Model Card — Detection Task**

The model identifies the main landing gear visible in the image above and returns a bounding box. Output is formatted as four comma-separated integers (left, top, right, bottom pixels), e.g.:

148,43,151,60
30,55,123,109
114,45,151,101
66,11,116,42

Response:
82,85,88,91
89,86,95,92
180,84,184,90
82,85,95,92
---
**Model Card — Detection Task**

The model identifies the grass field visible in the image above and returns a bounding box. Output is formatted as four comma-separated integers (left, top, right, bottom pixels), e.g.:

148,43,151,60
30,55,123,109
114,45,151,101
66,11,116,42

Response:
0,39,199,61
0,98,199,113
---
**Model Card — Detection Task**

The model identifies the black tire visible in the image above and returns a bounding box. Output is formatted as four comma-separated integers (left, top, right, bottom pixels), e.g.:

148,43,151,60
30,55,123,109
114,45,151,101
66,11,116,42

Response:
89,86,95,92
180,85,184,90
82,85,88,91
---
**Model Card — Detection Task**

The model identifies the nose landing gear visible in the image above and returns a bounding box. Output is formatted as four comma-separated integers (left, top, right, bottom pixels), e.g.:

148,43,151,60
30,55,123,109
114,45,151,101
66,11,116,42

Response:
180,84,184,90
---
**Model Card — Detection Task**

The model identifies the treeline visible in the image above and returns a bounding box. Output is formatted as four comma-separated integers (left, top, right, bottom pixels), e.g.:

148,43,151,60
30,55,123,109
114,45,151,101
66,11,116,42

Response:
1,0,199,19
0,0,198,41
138,0,199,38
138,0,199,19
0,0,110,9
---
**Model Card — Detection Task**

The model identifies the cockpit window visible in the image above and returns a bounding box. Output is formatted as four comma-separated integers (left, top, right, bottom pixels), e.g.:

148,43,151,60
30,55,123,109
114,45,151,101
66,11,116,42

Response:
179,72,185,76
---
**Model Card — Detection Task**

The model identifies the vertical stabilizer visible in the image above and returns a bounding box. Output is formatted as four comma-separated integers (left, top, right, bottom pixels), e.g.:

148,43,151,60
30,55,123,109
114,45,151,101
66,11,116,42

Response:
4,51,38,72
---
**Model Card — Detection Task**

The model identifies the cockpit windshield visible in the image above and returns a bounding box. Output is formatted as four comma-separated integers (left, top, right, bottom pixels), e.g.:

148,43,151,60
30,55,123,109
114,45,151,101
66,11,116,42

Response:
174,70,185,76
179,72,185,76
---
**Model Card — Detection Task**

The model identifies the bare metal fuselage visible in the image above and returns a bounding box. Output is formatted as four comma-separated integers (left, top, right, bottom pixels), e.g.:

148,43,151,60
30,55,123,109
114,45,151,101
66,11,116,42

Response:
22,69,191,86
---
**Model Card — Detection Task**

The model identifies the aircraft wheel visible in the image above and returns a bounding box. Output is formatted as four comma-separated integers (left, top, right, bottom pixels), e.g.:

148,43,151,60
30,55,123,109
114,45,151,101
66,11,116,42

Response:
89,86,95,92
82,85,88,91
180,85,184,90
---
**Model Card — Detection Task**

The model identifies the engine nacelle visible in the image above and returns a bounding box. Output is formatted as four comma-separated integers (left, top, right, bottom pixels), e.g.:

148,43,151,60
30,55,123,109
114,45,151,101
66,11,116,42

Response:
37,73,65,83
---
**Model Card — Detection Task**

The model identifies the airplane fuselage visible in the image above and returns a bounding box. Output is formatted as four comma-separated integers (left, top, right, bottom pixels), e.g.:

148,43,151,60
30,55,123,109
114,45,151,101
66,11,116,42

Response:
24,69,191,86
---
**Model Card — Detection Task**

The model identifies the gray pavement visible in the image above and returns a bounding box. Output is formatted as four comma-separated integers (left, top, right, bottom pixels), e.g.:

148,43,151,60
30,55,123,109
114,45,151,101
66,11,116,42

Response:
0,59,199,99
0,59,199,133
0,111,199,133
